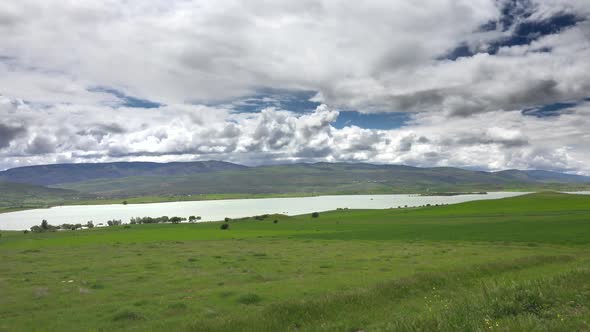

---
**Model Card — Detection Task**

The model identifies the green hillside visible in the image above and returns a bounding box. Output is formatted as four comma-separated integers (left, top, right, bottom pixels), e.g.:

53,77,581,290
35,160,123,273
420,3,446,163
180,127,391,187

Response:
1,192,590,331
0,161,246,186
0,182,93,212
55,163,590,198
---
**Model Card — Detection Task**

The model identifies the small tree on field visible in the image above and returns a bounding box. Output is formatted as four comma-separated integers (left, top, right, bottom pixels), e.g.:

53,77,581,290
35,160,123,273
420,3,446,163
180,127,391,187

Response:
122,200,128,205
197,216,202,221
220,223,229,230
41,219,49,230
107,219,122,227
86,221,94,228
311,212,319,218
224,217,231,222
170,216,185,224
188,216,196,222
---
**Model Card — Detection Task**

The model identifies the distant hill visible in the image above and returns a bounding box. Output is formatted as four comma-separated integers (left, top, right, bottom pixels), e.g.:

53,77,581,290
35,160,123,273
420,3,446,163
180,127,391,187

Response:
1,161,589,204
0,160,247,186
495,169,590,183
0,182,93,209
41,162,590,198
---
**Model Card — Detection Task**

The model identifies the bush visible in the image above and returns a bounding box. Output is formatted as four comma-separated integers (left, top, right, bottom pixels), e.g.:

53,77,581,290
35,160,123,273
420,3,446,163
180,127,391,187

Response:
107,219,122,227
23,230,29,234
224,217,231,222
273,219,278,224
122,200,128,205
220,223,230,230
170,216,186,224
112,309,144,322
86,221,94,228
311,212,320,218
236,293,262,305
31,220,57,232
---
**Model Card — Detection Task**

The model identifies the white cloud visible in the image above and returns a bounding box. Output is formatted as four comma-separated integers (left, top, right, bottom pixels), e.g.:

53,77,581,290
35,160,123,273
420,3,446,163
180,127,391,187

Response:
1,95,590,174
1,0,589,173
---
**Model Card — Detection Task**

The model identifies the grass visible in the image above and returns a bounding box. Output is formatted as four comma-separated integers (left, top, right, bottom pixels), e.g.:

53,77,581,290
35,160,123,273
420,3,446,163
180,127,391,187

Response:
0,192,589,331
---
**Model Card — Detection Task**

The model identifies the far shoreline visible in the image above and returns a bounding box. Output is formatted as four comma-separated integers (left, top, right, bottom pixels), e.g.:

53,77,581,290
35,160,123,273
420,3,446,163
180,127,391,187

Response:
0,190,530,215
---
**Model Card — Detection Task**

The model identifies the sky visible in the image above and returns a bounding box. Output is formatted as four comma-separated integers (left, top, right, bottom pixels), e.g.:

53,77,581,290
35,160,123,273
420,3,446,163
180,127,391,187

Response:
1,0,590,174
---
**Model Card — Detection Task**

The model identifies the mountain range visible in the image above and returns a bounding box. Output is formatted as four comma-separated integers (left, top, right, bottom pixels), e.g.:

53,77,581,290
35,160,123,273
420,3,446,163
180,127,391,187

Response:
1,161,589,209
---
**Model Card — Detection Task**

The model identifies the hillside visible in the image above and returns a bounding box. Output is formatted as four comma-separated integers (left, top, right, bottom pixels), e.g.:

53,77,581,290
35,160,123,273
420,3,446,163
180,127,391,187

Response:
0,160,247,186
54,162,590,197
0,182,93,210
495,169,590,183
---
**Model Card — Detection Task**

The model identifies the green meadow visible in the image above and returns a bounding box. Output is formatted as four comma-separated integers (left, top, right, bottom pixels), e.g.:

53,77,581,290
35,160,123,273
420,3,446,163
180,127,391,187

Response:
1,192,589,331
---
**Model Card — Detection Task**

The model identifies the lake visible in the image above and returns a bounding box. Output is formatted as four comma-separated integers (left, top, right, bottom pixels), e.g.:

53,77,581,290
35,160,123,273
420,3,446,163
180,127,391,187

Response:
0,192,533,230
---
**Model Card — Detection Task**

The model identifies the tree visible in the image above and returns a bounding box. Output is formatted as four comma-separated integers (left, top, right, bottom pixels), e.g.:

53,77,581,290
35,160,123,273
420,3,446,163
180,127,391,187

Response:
41,219,49,230
86,221,94,228
122,200,128,205
220,223,230,230
311,212,319,218
196,216,201,220
224,217,231,222
107,219,122,227
170,216,186,224
188,216,196,222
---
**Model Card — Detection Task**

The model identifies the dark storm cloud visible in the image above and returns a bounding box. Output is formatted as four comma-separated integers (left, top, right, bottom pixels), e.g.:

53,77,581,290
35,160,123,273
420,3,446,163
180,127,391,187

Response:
0,123,25,149
25,136,56,154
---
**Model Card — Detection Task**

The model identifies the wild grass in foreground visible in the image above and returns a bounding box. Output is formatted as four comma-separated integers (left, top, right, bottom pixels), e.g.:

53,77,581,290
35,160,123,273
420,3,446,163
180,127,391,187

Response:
0,192,589,331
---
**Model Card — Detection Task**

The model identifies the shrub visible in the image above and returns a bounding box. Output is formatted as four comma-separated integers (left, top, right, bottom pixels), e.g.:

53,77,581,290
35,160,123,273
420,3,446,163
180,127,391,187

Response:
224,217,231,222
107,219,122,227
220,223,230,230
122,200,128,205
170,216,186,224
23,230,29,234
31,220,57,232
311,212,320,218
273,220,278,224
112,309,144,321
237,293,262,305
86,221,94,228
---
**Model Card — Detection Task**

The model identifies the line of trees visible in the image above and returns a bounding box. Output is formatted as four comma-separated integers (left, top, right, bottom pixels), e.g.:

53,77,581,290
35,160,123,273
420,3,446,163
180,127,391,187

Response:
27,214,205,232
30,220,95,232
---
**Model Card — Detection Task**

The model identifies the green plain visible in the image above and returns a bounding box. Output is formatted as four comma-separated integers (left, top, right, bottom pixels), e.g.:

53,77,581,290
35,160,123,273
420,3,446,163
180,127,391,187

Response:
1,192,589,331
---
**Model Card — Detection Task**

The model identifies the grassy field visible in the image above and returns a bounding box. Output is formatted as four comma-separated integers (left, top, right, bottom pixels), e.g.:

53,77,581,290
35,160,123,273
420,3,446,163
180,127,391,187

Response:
1,192,589,331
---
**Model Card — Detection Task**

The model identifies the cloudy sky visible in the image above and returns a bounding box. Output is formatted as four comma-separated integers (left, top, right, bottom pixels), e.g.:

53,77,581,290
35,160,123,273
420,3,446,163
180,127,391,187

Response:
1,0,590,174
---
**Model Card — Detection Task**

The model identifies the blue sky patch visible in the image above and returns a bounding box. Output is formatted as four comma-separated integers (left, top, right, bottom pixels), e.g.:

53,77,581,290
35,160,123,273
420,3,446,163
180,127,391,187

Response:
442,0,582,61
88,86,162,109
522,101,578,117
333,111,411,130
227,88,320,113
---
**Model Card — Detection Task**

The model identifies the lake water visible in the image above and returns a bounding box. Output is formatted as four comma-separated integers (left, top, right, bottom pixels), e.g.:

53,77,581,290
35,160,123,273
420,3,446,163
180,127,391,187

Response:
0,192,531,230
